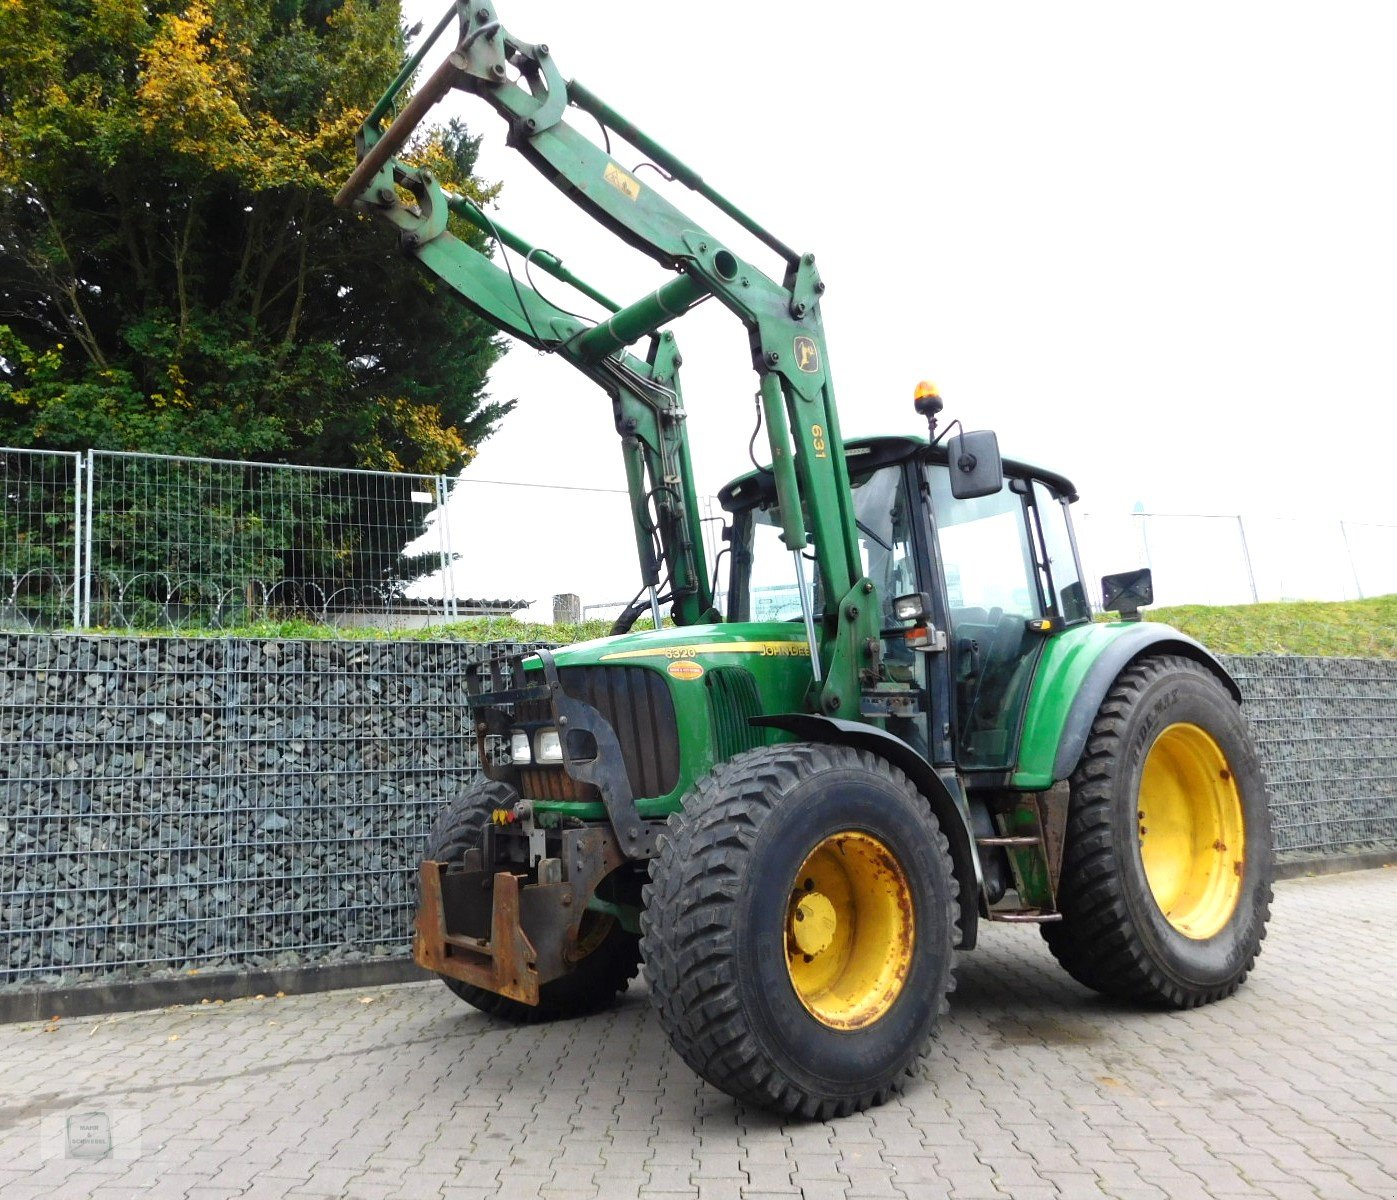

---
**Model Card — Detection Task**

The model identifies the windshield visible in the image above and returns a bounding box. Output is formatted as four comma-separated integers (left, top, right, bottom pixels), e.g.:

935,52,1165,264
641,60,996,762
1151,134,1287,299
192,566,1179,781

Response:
727,463,917,628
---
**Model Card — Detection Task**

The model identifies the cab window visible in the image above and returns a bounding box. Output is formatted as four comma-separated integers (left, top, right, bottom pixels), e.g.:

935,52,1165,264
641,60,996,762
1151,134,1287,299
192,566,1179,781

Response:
1032,481,1090,624
928,470,1043,769
728,464,916,628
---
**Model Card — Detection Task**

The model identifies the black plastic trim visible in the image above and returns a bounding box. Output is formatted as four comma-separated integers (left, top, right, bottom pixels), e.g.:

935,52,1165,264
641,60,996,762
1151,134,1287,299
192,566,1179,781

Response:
536,649,660,858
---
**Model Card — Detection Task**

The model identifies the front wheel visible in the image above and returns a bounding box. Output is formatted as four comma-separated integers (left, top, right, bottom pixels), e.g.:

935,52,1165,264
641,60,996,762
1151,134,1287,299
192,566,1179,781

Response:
641,744,959,1119
1043,655,1274,1008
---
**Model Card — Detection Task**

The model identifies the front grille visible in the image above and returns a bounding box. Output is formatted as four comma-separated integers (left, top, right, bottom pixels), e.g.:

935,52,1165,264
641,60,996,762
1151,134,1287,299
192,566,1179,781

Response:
706,667,764,761
511,665,680,800
558,666,679,798
518,766,598,802
514,696,551,724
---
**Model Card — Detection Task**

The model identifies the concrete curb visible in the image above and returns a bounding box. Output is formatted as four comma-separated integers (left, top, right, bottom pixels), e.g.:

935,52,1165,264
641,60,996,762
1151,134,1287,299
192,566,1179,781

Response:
1275,850,1396,880
0,957,431,1025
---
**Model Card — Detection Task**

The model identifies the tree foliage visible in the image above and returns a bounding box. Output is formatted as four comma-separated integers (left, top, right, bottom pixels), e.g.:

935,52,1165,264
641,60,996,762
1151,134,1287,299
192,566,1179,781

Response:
0,0,508,471
0,0,513,620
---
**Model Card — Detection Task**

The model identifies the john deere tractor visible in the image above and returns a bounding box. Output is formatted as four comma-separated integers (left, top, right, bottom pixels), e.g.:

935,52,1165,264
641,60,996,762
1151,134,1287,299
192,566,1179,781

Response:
337,3,1273,1118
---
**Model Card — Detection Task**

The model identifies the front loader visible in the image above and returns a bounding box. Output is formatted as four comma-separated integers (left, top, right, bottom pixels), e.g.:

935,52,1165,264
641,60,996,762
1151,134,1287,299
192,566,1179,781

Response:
337,3,1273,1118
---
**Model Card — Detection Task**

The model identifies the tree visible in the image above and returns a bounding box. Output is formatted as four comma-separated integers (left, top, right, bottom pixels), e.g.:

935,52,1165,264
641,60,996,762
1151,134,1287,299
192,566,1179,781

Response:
0,0,511,625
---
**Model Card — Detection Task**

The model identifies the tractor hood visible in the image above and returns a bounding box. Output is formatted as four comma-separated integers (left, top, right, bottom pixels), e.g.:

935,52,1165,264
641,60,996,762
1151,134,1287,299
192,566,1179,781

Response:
527,621,814,673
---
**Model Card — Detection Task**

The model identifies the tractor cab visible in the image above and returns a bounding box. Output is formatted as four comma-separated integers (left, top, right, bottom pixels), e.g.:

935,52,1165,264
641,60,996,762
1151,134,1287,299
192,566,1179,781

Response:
719,434,1092,778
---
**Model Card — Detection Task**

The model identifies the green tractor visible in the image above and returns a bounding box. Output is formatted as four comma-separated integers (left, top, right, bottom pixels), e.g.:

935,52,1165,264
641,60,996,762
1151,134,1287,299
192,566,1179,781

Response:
338,3,1273,1118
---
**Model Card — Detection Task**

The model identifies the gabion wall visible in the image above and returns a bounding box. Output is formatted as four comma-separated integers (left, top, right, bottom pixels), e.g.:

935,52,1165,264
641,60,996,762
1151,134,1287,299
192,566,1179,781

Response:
0,635,543,990
1222,654,1397,858
0,636,1392,990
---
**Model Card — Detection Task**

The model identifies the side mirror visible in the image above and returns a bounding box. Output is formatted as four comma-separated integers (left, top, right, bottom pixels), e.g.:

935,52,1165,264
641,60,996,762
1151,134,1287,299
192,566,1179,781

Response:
948,429,1004,499
1102,569,1153,620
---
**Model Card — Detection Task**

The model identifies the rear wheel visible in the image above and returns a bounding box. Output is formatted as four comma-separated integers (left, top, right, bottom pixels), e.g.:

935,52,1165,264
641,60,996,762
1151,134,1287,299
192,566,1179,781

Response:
1043,655,1273,1007
423,779,640,1022
642,744,958,1118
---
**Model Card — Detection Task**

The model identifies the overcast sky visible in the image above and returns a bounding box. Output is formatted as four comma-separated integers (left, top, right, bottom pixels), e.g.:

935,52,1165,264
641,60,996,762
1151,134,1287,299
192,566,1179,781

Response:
398,1,1397,615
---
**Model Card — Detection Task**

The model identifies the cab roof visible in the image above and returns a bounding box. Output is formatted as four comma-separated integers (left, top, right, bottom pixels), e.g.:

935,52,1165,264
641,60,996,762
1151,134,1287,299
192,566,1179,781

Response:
718,434,1079,512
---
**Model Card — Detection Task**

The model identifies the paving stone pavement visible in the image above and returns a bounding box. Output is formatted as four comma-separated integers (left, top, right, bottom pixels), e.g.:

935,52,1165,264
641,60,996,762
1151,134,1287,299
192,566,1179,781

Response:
1,870,1394,1200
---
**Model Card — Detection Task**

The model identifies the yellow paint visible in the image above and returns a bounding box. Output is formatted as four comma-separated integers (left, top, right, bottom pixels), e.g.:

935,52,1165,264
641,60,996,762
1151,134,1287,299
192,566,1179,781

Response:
1137,723,1246,940
603,162,641,200
790,892,837,957
600,641,811,662
785,832,914,1030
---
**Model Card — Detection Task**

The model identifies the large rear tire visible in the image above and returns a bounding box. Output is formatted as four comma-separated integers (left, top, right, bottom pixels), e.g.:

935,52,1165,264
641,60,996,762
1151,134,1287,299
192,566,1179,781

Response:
641,744,958,1118
423,779,640,1023
1043,655,1273,1008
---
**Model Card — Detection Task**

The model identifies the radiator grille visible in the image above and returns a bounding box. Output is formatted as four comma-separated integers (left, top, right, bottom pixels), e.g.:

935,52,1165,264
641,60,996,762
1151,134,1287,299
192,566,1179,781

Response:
511,666,680,800
558,665,679,798
706,667,764,762
518,766,598,802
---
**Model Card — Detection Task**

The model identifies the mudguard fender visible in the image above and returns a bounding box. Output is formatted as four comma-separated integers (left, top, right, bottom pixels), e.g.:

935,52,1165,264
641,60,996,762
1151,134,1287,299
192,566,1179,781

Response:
1049,626,1239,782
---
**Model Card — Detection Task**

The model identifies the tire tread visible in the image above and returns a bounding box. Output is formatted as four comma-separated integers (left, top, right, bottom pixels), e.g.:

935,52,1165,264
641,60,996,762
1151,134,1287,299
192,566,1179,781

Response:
1042,655,1274,1008
641,744,959,1118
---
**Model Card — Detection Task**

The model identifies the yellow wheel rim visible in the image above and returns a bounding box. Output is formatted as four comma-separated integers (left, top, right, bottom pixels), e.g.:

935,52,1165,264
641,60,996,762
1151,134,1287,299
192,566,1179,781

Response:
1137,723,1246,940
784,832,914,1029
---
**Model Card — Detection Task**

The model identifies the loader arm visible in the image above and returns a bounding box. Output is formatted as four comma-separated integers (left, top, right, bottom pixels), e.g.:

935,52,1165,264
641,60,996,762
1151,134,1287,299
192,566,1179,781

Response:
336,1,881,712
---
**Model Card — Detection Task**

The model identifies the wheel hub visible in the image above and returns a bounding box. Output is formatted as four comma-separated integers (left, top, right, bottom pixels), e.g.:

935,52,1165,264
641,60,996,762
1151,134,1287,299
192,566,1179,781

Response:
790,892,838,957
784,831,915,1030
1137,722,1246,940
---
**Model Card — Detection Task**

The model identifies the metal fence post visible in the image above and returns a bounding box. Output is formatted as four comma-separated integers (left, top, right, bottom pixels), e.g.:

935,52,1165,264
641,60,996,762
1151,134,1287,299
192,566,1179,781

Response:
71,452,83,629
1134,513,1153,577
1236,515,1260,604
436,473,455,622
1339,521,1365,600
82,449,95,629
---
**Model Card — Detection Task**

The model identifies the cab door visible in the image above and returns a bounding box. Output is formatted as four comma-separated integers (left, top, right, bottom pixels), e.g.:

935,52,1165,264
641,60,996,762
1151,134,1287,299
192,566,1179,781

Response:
925,471,1047,770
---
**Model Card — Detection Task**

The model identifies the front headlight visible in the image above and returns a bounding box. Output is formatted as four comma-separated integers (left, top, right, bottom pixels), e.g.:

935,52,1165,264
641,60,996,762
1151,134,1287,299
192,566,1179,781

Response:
509,730,532,765
535,727,564,764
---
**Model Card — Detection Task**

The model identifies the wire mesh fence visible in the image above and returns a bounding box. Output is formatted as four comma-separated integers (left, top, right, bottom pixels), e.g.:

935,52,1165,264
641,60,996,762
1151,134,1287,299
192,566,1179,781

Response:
2,445,1394,633
0,449,83,631
83,452,470,630
1223,654,1397,859
1075,511,1397,609
0,634,544,985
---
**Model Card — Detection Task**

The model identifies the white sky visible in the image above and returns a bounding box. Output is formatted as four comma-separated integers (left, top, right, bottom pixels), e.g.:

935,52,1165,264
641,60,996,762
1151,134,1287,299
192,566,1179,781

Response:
400,1,1397,617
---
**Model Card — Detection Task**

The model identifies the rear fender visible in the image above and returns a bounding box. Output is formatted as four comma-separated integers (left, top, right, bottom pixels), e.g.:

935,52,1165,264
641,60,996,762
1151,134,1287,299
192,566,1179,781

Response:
752,714,982,950
1014,622,1240,789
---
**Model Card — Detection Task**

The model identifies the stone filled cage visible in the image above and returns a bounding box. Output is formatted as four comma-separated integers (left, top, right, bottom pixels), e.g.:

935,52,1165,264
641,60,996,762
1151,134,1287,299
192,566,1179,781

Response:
0,636,1393,990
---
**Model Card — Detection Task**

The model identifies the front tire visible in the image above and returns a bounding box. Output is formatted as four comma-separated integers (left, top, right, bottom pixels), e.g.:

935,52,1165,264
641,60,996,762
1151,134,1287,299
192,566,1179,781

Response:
1043,655,1274,1008
641,744,958,1118
423,779,640,1023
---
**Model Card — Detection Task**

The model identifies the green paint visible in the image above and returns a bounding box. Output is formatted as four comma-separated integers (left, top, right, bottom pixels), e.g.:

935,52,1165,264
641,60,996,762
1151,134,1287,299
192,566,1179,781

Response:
1012,620,1158,788
340,1,881,710
1006,804,1052,909
524,623,813,820
585,896,641,934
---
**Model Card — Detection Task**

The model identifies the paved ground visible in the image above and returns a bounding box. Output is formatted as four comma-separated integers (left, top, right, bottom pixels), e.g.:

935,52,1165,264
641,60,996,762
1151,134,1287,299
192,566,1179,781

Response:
1,871,1394,1200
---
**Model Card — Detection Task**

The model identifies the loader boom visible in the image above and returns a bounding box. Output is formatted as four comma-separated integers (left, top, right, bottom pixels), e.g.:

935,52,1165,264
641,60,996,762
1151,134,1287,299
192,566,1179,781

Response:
336,1,881,716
